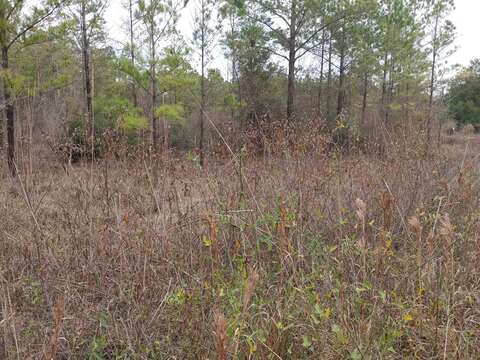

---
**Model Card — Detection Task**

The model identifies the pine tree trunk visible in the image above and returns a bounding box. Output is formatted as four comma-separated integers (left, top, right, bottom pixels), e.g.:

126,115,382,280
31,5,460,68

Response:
317,29,326,115
427,12,439,146
326,33,333,126
336,32,345,117
81,2,94,146
286,0,297,123
129,0,138,108
2,46,15,176
199,10,206,167
229,14,241,124
386,58,395,122
333,28,348,149
149,21,159,190
381,52,388,122
361,72,368,128
286,46,296,123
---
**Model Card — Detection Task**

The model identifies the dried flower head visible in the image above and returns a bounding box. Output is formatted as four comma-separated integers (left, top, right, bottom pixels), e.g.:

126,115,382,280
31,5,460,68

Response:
439,214,455,246
214,310,228,360
426,230,435,255
355,198,367,222
408,216,422,240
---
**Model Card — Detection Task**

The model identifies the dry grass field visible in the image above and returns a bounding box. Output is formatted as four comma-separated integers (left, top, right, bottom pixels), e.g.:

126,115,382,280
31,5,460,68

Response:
1,132,480,359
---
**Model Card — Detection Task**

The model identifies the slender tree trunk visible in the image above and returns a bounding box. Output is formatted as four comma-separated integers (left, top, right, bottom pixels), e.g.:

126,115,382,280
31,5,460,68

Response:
199,8,206,167
326,33,333,125
404,82,409,119
2,46,15,176
200,73,205,167
361,72,368,128
286,0,297,123
336,31,345,117
229,14,242,122
333,29,347,149
427,12,439,146
146,18,160,194
386,58,395,122
287,47,296,123
81,2,94,146
128,0,138,108
317,29,326,116
381,52,388,122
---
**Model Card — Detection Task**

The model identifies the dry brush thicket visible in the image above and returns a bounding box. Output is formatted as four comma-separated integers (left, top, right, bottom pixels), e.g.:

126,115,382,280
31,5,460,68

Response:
1,124,480,359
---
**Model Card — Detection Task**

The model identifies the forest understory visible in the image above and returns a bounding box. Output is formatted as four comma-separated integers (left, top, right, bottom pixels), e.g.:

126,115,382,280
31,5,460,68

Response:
1,128,480,359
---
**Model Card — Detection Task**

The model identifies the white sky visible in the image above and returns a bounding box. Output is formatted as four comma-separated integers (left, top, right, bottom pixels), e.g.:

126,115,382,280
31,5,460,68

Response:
448,0,479,67
105,0,479,73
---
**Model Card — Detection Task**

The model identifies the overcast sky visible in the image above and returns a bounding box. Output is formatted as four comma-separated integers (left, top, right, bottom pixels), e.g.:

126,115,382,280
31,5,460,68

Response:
105,0,478,73
448,0,478,67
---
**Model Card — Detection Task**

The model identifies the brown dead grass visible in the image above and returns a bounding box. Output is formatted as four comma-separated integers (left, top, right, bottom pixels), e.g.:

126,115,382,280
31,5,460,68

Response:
1,133,480,359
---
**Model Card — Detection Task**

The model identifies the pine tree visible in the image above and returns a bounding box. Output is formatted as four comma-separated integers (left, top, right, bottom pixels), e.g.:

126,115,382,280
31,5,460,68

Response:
136,0,180,188
0,0,67,176
193,0,217,167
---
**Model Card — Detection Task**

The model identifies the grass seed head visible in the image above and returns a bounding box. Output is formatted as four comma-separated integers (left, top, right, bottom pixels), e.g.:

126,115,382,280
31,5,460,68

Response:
214,310,228,360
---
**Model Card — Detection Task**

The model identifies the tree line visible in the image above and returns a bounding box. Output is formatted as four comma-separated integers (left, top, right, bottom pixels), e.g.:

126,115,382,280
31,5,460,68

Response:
0,0,456,176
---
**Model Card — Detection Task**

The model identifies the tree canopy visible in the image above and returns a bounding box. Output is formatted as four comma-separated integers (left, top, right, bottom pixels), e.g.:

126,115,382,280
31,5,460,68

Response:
0,0,462,173
448,59,480,125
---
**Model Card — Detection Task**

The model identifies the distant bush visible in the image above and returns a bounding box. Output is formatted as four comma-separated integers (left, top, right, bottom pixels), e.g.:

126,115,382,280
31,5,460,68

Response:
66,97,147,152
448,59,480,125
